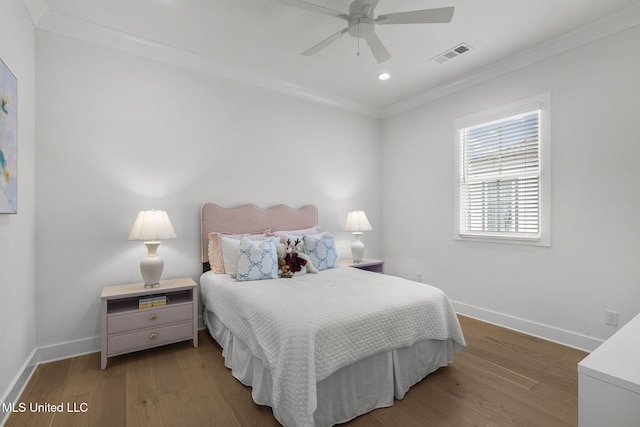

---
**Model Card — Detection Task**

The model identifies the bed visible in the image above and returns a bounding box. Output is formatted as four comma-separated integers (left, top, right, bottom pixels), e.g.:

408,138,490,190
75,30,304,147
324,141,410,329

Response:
199,203,466,427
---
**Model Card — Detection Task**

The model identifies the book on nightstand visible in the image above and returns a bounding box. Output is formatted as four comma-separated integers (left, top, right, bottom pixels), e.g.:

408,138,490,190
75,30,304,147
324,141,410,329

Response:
139,295,167,309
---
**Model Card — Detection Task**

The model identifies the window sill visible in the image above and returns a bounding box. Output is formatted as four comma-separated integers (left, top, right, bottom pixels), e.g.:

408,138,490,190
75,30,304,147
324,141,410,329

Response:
456,233,550,247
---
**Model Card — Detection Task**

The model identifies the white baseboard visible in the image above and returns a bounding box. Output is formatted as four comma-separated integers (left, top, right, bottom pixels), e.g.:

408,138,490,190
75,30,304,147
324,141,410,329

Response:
2,315,208,426
452,300,602,352
2,309,596,425
0,349,37,427
1,336,101,425
35,336,102,365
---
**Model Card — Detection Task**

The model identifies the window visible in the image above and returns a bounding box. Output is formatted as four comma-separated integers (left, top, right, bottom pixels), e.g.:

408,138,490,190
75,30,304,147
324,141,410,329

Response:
454,94,550,246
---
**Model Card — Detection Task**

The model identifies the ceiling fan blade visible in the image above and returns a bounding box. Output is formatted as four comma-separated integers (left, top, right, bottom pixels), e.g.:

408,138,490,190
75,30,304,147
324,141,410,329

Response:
278,0,349,21
365,33,392,63
302,28,348,56
376,6,455,25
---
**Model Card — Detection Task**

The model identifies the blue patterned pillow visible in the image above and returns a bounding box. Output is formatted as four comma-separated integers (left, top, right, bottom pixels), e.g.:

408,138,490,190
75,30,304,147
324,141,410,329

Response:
303,232,338,271
236,237,279,281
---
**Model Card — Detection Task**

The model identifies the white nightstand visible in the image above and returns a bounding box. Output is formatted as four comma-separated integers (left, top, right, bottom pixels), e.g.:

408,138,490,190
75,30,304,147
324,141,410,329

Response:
338,258,385,273
100,277,198,369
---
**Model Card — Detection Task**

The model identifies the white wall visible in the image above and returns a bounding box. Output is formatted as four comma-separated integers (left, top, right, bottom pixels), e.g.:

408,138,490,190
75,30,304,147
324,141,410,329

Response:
34,31,383,349
9,5,637,405
382,24,640,349
0,0,36,405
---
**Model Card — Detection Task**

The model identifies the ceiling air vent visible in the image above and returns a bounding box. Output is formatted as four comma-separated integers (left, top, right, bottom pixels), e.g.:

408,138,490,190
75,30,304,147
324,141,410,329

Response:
431,43,472,64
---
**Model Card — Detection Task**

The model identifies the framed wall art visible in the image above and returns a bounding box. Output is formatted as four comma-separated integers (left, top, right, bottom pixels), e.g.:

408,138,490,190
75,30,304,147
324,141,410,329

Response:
0,57,17,214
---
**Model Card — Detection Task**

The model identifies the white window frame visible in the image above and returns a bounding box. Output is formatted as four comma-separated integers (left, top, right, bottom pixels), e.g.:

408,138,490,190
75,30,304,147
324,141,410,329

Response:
454,93,551,246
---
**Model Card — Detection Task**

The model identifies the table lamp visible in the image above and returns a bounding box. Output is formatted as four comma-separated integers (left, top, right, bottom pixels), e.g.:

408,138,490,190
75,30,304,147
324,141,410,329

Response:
128,210,177,288
345,210,373,263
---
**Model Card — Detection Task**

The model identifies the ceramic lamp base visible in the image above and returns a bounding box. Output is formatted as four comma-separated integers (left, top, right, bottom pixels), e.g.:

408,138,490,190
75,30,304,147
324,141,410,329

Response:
140,241,164,287
351,232,365,263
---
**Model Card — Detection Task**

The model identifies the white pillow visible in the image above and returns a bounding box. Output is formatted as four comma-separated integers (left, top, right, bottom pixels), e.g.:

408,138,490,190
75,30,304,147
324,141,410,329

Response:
303,232,338,271
236,237,279,281
272,226,318,240
221,237,241,277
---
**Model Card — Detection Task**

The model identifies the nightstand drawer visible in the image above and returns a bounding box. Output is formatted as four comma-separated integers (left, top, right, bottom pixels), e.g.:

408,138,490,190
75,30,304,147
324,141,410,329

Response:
107,302,193,334
107,321,193,356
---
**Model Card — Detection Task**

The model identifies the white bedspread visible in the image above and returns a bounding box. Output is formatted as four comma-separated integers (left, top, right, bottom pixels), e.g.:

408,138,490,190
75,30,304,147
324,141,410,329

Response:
200,267,466,427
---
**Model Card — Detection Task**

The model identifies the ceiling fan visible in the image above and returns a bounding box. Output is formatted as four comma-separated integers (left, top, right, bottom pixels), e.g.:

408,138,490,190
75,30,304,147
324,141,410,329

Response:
278,0,455,63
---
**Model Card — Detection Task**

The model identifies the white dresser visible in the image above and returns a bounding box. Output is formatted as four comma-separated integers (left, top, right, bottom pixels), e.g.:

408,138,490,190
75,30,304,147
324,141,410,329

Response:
578,312,640,426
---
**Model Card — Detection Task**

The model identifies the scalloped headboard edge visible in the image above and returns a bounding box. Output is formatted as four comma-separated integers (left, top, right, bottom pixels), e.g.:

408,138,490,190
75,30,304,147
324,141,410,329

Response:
201,203,319,264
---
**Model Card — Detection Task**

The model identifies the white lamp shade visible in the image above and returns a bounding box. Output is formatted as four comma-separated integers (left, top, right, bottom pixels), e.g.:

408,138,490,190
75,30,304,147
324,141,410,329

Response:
345,210,373,232
128,210,177,241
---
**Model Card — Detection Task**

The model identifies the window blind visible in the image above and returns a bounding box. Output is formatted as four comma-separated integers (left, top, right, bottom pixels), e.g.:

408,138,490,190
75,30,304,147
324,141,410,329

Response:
459,110,541,238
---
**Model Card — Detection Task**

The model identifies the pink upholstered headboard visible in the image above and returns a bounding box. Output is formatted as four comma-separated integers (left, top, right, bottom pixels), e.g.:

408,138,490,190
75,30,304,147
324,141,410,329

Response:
201,203,318,264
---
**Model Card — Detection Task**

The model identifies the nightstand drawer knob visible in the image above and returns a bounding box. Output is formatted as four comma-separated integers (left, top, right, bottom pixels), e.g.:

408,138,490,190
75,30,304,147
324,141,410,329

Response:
149,314,157,320
149,333,158,340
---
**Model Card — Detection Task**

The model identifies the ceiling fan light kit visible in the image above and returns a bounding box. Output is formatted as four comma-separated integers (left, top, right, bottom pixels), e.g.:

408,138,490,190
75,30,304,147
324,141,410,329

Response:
279,0,455,64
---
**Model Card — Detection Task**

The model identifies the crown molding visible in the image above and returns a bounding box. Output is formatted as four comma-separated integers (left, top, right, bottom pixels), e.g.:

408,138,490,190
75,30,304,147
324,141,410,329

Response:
30,2,640,119
22,0,49,27
35,11,384,118
381,2,640,118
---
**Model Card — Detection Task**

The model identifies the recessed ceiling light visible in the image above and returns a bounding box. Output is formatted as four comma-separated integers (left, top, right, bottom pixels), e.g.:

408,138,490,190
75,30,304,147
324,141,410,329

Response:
377,72,391,81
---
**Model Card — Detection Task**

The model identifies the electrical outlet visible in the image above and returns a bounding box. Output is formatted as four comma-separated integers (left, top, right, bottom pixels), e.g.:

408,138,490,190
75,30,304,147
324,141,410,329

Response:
605,310,619,326
416,273,423,283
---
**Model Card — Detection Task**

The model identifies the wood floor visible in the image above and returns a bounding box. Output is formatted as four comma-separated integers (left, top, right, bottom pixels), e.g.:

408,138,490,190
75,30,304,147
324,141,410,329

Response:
5,315,587,427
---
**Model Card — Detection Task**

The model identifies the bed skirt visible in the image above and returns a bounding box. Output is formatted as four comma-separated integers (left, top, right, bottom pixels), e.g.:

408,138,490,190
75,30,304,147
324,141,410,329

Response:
204,309,456,427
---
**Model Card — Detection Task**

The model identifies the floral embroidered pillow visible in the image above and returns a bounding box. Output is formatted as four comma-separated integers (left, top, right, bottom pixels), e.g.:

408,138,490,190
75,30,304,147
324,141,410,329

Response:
303,232,338,271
